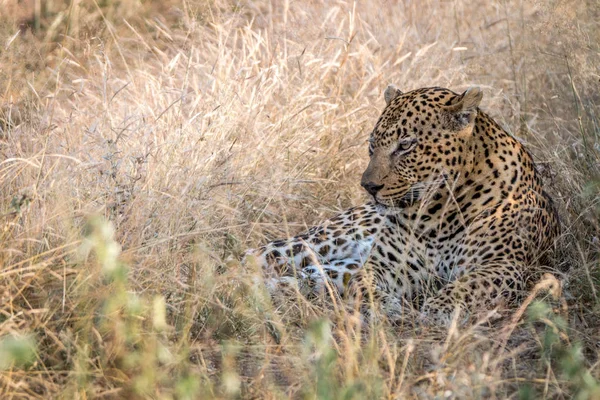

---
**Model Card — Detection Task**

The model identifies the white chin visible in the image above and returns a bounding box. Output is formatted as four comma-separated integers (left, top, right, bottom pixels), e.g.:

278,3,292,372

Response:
375,202,401,215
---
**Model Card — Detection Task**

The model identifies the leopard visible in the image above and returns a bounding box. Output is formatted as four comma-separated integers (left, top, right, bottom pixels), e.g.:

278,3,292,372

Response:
243,85,560,325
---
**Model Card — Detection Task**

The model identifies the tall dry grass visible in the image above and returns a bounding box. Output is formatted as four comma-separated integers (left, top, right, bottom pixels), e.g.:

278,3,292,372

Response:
1,0,599,398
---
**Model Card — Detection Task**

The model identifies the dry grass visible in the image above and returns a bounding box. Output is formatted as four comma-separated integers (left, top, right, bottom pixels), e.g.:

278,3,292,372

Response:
1,0,599,398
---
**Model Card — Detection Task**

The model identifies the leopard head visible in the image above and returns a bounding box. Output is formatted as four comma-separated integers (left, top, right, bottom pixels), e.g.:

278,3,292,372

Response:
361,85,483,209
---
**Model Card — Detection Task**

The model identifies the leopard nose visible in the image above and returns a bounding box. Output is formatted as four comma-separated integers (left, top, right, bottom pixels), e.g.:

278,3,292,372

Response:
361,182,384,197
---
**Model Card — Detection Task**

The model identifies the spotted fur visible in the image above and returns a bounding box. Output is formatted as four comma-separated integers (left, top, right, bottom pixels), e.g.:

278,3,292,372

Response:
244,85,560,325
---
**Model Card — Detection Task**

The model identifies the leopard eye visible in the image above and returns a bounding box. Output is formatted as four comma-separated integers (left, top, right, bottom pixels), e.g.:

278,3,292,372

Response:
367,137,375,156
392,138,417,156
397,142,413,151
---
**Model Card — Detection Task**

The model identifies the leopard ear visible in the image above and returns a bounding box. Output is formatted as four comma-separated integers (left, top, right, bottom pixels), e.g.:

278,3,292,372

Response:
457,86,483,111
384,84,403,106
445,87,483,128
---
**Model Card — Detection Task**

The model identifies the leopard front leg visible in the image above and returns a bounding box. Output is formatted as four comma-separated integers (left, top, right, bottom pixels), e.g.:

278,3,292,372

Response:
301,258,363,296
244,203,384,296
343,259,427,324
420,263,525,326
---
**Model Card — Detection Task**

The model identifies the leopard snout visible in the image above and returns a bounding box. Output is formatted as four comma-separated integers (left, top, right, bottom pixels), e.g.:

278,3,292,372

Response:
361,181,384,197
